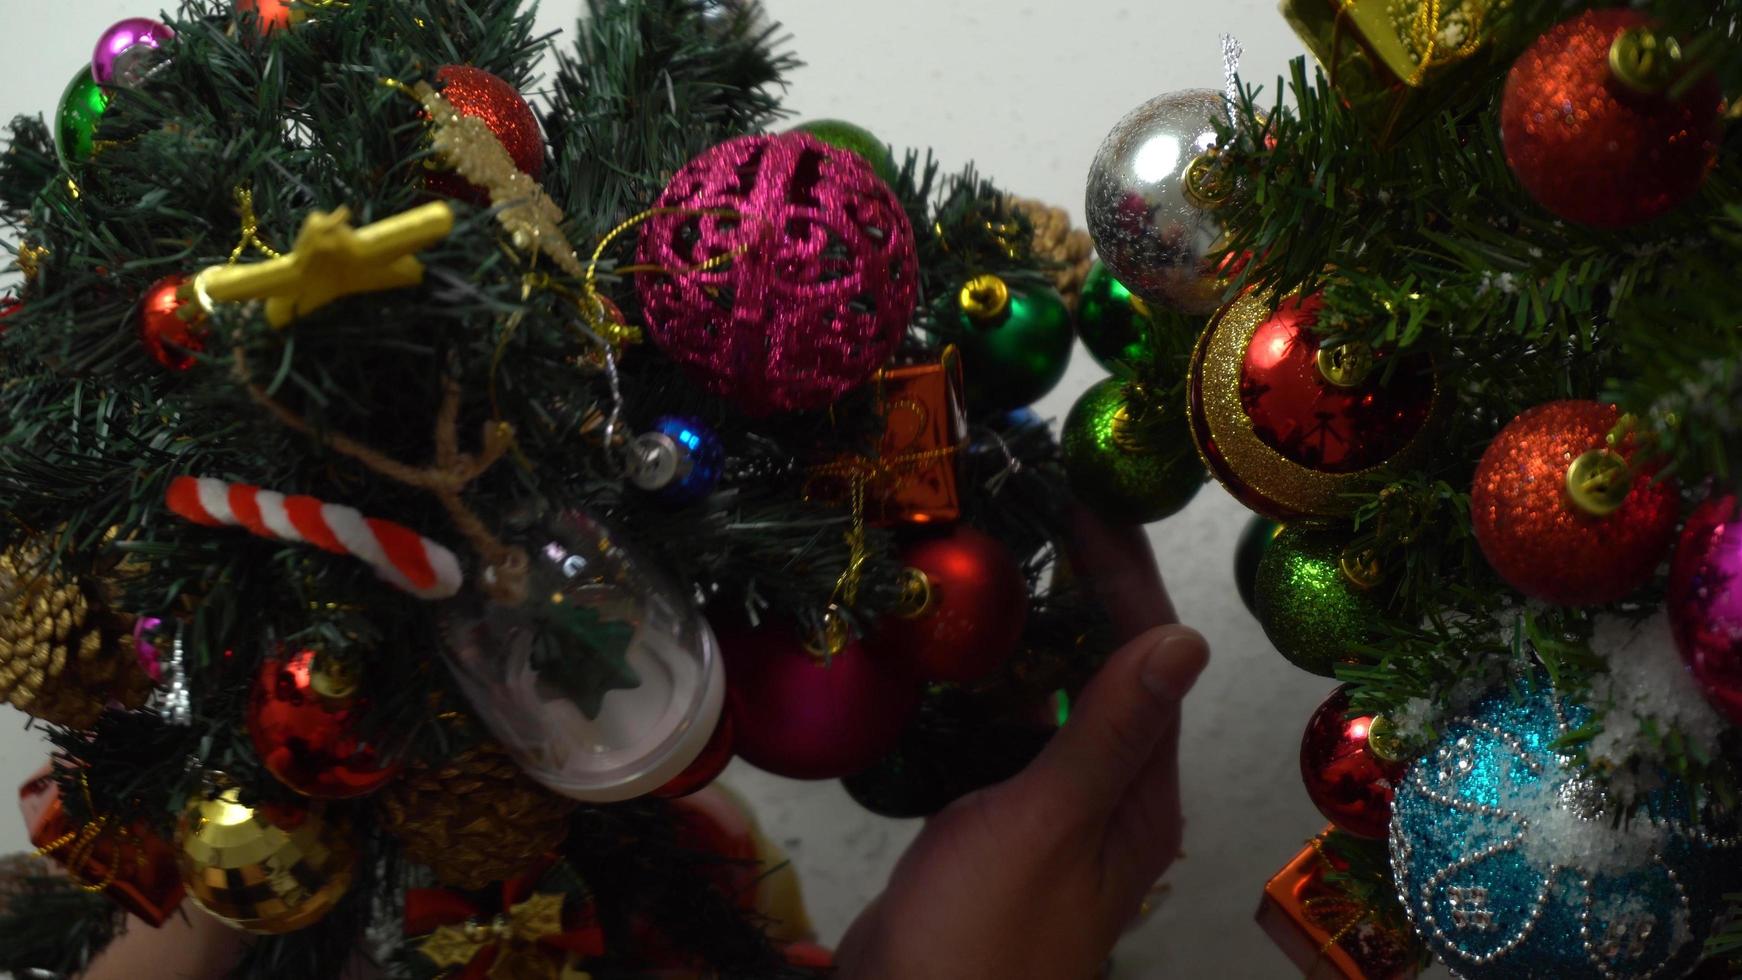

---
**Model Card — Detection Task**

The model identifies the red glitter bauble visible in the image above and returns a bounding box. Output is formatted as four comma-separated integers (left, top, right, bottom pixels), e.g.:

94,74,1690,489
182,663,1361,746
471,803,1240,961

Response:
1471,400,1679,606
138,274,206,371
1299,686,1404,840
247,648,401,799
873,527,1028,684
636,133,919,415
1668,495,1742,725
651,706,736,799
1501,10,1721,229
719,620,919,780
426,65,544,204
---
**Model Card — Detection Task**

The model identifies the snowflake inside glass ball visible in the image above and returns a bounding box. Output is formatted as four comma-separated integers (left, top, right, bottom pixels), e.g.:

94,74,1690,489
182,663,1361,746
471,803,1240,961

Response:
635,132,919,415
1391,683,1740,979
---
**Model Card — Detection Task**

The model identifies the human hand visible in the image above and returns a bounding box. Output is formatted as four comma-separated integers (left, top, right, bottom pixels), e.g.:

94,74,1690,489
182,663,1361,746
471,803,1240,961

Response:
834,511,1209,980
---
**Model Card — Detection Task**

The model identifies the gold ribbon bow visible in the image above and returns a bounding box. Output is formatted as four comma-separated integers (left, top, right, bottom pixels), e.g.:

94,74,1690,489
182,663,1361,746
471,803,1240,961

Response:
419,893,568,980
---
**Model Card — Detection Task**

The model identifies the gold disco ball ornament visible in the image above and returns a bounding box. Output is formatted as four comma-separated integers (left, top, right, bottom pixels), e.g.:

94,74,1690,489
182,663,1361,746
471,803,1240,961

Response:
176,785,356,934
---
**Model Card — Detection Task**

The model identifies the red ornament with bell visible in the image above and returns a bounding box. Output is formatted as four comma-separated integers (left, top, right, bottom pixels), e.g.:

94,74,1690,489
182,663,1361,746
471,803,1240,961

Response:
874,527,1028,684
248,646,401,799
1669,494,1742,726
1188,291,1437,520
138,274,207,371
425,65,545,204
1501,10,1721,229
717,619,918,781
1471,401,1678,606
21,769,186,927
1299,686,1406,840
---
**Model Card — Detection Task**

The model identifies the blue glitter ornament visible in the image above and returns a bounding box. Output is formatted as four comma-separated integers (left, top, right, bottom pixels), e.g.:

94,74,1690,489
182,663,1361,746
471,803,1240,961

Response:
631,416,724,506
1390,682,1742,979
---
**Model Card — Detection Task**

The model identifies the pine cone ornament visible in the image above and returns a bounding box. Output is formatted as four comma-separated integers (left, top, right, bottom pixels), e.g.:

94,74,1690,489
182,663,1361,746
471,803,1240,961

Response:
378,741,578,890
0,542,150,729
1011,197,1094,309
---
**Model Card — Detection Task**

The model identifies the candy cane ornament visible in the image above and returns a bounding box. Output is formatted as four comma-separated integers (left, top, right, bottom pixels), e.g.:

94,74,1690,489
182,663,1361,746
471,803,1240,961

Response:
166,476,464,600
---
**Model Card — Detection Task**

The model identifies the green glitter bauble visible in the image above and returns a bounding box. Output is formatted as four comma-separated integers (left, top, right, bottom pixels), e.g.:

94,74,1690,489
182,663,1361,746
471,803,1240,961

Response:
1234,516,1283,616
958,284,1074,413
1062,378,1206,525
1252,525,1382,677
791,118,900,187
56,66,110,167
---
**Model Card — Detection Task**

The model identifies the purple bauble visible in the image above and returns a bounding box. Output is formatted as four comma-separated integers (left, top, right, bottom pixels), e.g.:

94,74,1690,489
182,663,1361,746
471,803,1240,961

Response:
1669,494,1742,725
92,18,174,87
635,133,919,416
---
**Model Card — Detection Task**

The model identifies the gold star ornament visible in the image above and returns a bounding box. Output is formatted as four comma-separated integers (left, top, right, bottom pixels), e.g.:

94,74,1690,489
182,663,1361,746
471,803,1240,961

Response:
186,201,456,328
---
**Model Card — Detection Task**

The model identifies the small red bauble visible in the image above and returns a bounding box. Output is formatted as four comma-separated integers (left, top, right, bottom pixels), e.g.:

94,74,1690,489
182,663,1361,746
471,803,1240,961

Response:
248,647,401,799
0,295,21,332
1668,494,1742,725
1501,10,1721,228
652,706,736,799
718,620,918,780
636,133,919,415
1299,686,1404,840
138,274,206,371
873,527,1028,683
234,0,296,32
1471,400,1678,606
426,65,545,204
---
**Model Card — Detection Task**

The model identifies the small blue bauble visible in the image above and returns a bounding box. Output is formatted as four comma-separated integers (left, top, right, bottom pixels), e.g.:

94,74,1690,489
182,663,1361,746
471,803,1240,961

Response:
1390,682,1741,979
645,415,723,505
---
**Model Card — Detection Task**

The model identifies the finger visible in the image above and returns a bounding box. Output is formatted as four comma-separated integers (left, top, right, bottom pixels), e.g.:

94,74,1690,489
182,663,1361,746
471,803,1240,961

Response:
1018,625,1208,820
1066,505,1177,639
1105,690,1187,906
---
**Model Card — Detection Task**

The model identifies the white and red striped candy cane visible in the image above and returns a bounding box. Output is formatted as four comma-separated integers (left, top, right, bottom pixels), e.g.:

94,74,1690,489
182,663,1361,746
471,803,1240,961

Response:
166,476,464,600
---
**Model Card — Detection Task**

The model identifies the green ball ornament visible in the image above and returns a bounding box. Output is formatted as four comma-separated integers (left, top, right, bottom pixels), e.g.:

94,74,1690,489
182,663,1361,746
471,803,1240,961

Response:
791,118,900,187
956,275,1074,413
1253,525,1383,677
1077,261,1158,369
57,66,111,167
1062,378,1205,524
1234,516,1283,616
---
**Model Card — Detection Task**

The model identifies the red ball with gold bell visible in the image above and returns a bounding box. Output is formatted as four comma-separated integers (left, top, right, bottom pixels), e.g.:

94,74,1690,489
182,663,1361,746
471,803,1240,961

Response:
138,274,207,371
874,527,1029,684
1471,401,1678,606
1299,686,1406,840
1188,292,1436,520
248,646,401,799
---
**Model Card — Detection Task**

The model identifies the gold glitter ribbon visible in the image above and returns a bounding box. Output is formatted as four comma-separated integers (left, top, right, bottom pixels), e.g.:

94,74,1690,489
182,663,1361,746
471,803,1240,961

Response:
33,774,141,895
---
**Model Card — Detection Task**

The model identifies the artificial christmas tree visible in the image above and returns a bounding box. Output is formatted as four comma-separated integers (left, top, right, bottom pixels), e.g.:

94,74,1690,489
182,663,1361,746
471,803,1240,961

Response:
1080,0,1742,976
0,1,1131,974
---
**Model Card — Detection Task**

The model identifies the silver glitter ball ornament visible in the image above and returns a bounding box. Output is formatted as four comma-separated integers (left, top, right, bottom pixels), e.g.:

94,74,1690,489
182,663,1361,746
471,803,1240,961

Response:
1085,89,1228,316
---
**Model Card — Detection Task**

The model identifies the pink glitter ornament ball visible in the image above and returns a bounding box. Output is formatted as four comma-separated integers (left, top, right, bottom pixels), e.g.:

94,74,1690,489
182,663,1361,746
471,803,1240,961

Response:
635,133,919,415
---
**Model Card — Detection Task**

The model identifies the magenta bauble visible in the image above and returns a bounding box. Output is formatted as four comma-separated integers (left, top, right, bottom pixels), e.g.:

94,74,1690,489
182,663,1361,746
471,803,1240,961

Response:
635,133,919,415
1669,494,1742,725
92,18,174,87
718,621,918,780
873,527,1028,683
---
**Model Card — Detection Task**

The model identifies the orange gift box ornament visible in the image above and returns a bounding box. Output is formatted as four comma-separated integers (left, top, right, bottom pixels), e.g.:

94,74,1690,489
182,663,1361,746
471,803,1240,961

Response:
1254,827,1424,980
808,348,967,527
20,768,186,927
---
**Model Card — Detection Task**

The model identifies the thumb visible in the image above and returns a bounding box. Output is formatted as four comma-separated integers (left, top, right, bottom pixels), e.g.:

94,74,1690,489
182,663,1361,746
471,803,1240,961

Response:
1020,625,1209,820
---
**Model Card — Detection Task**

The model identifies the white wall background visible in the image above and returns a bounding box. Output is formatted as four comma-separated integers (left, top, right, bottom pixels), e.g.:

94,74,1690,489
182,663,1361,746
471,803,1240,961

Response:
0,4,1446,978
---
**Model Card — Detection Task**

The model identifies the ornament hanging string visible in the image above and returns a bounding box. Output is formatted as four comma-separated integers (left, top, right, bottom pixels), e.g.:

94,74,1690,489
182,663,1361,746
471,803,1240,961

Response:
804,349,966,654
227,185,282,264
